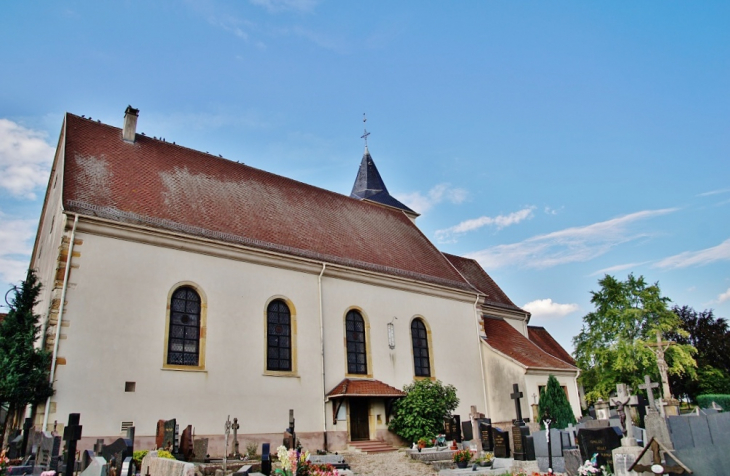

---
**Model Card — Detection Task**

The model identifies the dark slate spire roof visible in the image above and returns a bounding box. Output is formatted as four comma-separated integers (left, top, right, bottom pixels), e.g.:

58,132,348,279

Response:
350,146,418,215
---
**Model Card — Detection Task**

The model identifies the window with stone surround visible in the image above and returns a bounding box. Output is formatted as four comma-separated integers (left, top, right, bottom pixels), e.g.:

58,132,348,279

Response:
167,286,201,366
346,310,368,375
411,318,431,377
266,299,292,372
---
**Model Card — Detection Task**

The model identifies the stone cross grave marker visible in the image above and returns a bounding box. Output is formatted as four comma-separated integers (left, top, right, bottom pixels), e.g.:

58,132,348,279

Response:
646,331,674,401
511,383,524,422
232,418,240,457
610,383,638,443
469,405,484,452
223,416,231,471
638,375,660,415
63,413,83,476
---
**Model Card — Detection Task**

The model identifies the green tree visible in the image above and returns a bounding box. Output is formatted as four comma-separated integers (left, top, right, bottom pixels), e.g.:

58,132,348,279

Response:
573,274,696,405
388,379,459,443
538,375,576,429
0,269,54,445
667,306,730,400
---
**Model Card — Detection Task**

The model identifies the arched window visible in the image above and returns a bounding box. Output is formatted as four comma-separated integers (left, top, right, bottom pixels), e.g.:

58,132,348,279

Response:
168,286,201,366
411,318,431,377
267,299,292,371
346,310,367,375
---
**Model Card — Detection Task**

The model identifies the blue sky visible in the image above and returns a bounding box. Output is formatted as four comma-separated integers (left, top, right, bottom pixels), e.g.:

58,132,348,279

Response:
1,1,728,353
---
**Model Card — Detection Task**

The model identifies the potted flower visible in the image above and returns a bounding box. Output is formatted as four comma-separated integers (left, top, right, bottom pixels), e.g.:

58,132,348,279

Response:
473,452,494,467
453,449,472,469
417,437,432,452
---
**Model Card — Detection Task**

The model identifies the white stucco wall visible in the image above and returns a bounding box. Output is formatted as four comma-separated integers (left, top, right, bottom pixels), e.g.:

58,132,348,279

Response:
481,343,528,424
44,222,486,444
524,370,582,421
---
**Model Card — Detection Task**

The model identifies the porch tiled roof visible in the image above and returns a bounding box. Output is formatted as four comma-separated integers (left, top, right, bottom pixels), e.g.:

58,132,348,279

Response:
326,379,406,398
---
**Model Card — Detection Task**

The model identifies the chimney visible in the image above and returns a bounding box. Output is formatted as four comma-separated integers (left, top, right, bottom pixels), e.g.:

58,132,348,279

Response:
122,105,140,143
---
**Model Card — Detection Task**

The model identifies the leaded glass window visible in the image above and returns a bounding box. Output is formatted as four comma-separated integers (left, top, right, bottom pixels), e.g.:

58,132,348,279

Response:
167,286,201,366
411,318,431,377
267,299,292,371
346,310,367,375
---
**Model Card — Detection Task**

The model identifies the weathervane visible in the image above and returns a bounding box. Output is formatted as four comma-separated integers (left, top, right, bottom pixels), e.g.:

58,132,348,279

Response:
361,113,370,147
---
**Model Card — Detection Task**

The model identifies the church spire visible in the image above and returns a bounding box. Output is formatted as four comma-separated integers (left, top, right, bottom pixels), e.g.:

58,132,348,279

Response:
350,115,418,218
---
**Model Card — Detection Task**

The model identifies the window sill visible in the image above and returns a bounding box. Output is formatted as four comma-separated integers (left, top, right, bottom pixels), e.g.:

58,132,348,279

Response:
161,366,207,373
263,370,300,378
345,373,373,379
414,375,435,381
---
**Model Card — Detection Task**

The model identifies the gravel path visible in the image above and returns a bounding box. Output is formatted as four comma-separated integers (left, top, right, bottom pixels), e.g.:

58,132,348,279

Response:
344,450,439,476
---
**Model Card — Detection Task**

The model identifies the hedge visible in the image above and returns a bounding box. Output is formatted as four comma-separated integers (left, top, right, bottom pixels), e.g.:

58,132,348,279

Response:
696,394,730,410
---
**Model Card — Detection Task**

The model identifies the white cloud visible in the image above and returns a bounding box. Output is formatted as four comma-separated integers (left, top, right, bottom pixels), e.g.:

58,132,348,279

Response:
653,238,730,269
249,0,320,13
697,188,730,197
395,183,468,215
466,208,678,270
435,206,535,243
0,212,36,285
523,299,579,319
589,261,650,277
718,288,730,304
0,119,55,199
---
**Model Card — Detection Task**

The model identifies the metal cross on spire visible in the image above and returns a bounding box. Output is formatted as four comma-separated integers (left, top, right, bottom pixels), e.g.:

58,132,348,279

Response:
361,113,371,148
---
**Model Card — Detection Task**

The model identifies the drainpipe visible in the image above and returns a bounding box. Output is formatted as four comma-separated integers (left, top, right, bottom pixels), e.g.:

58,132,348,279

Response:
474,294,489,417
43,213,78,430
318,263,328,451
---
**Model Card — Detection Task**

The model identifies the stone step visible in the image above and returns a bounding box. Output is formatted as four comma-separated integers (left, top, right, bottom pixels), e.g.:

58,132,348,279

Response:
347,440,399,453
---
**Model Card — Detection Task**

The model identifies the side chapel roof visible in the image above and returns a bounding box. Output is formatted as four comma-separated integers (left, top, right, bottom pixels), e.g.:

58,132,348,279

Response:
326,378,406,398
61,113,472,291
482,317,576,371
443,253,524,312
527,326,576,366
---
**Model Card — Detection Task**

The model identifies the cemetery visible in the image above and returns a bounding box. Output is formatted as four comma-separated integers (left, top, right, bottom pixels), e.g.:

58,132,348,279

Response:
4,371,726,476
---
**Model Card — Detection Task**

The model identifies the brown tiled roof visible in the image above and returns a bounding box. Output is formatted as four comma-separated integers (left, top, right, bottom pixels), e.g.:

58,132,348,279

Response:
528,326,576,366
443,253,523,311
482,317,576,371
61,114,474,291
326,379,406,398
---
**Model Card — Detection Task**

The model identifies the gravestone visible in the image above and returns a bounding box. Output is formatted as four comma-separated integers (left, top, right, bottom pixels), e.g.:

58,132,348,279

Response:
533,429,563,458
162,419,178,453
583,419,609,429
120,456,134,476
35,432,62,473
595,399,610,420
80,456,108,476
231,419,240,458
260,443,271,476
563,448,582,476
21,417,32,458
512,424,530,461
63,413,83,476
7,431,22,459
81,450,97,472
155,420,166,450
192,438,209,463
576,427,622,468
477,418,493,451
179,425,194,461
524,435,536,460
461,420,473,441
101,438,133,476
444,415,461,443
492,427,510,458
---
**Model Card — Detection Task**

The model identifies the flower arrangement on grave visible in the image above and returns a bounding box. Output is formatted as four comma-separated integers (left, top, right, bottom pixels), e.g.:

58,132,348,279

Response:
273,445,338,476
473,452,494,466
578,454,613,476
417,437,433,448
0,450,9,476
453,449,472,464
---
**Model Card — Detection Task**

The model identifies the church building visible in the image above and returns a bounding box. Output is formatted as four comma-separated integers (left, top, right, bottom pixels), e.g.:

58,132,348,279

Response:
29,107,580,453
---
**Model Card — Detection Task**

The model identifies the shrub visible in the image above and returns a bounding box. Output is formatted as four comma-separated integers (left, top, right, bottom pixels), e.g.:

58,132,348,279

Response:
388,379,459,444
157,450,176,460
696,394,730,410
132,450,148,468
538,375,577,429
246,441,259,460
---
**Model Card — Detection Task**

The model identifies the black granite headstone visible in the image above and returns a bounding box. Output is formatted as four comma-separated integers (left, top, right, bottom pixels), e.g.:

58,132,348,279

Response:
444,416,461,442
101,438,133,476
260,443,271,476
478,418,493,451
576,427,622,468
461,420,473,441
525,435,536,461
162,419,178,453
492,427,510,458
512,423,530,461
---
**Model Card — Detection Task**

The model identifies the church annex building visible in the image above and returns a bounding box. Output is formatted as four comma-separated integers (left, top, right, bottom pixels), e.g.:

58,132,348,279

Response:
29,107,580,453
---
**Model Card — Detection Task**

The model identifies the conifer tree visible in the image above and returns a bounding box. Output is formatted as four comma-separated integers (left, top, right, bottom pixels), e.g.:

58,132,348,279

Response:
0,269,54,445
538,375,576,429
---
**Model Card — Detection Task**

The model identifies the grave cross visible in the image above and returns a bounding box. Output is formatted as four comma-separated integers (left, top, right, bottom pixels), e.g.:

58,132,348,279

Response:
646,331,675,400
511,384,524,422
542,413,553,474
610,383,638,443
63,413,83,476
638,375,660,414
223,415,231,472
231,418,240,457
